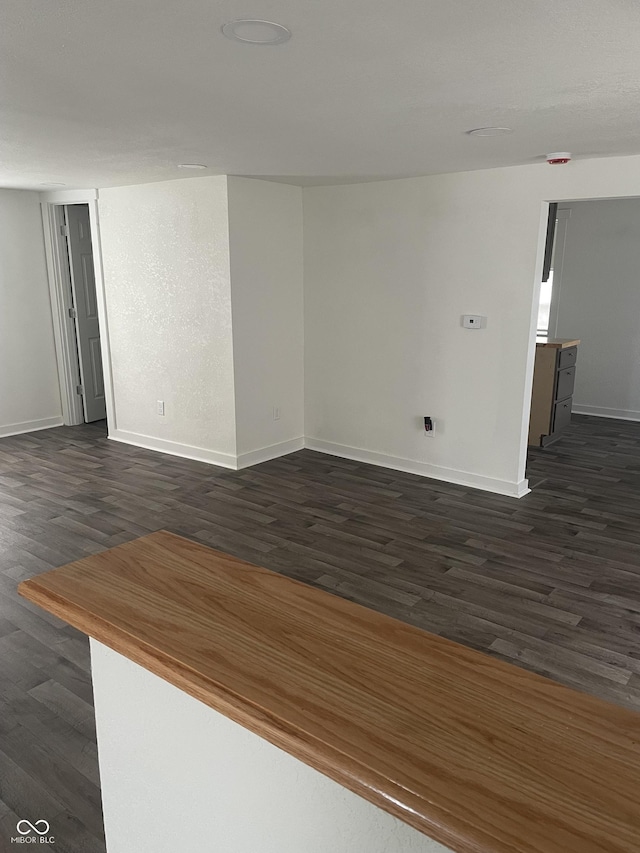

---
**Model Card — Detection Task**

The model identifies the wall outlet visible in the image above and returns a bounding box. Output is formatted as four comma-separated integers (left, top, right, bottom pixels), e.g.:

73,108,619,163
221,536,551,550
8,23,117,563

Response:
273,406,281,421
157,400,165,416
424,416,435,436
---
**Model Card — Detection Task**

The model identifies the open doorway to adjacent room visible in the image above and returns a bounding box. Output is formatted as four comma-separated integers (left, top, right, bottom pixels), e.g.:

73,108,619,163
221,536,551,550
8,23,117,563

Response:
64,204,106,423
526,196,640,483
42,197,111,429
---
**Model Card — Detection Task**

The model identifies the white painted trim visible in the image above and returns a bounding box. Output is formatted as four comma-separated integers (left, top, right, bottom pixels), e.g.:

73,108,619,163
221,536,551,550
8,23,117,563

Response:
0,416,64,439
547,208,571,339
41,203,84,426
109,429,530,496
517,201,552,490
236,437,304,469
87,194,117,433
40,192,116,434
39,189,98,204
109,429,238,469
572,405,640,422
304,437,530,498
510,479,531,499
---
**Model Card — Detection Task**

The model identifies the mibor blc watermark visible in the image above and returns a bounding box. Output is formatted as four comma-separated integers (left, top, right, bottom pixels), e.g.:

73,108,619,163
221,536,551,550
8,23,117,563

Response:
10,820,55,844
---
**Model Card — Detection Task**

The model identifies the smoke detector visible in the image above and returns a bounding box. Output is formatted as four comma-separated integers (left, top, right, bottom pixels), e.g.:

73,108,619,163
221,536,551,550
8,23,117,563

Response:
546,152,572,165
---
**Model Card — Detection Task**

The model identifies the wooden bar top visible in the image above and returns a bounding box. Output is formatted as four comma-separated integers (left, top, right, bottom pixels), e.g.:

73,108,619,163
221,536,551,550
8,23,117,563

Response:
19,531,640,853
535,337,580,348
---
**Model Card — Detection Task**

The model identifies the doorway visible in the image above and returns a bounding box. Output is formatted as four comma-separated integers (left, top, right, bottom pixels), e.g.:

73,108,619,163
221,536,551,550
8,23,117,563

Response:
64,204,107,423
42,192,114,430
526,195,640,485
527,204,576,450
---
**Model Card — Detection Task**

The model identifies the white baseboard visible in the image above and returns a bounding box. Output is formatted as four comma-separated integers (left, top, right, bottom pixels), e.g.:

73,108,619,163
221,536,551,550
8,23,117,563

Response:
109,430,306,471
107,428,530,498
109,429,238,470
572,404,640,422
236,437,305,469
0,416,64,439
304,437,530,499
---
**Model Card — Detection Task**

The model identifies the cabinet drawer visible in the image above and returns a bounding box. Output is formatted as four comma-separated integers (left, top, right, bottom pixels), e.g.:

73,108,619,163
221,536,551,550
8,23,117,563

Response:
552,397,573,433
556,367,576,401
558,346,577,369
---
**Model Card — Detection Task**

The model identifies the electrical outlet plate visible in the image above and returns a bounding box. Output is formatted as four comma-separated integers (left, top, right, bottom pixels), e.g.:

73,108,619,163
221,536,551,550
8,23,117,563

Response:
157,400,165,416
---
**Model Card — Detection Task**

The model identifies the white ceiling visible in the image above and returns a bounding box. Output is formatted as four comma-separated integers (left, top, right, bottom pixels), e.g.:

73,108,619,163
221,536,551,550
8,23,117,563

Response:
3,0,640,189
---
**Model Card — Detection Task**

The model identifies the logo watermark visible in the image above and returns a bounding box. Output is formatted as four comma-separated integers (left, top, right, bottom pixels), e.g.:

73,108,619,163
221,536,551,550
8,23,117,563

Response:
10,820,55,844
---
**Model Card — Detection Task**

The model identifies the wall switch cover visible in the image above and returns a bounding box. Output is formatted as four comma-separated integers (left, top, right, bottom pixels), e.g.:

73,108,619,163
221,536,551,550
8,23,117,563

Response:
462,314,485,329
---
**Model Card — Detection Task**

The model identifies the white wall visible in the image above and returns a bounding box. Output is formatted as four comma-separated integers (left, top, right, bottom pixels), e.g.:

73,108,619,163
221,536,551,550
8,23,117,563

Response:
227,177,304,464
98,175,304,469
554,198,640,421
95,154,640,492
99,176,237,466
0,190,62,438
303,155,640,496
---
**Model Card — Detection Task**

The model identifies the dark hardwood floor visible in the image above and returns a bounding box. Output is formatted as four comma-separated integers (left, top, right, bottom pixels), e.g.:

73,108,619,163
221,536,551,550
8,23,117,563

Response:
1,414,640,851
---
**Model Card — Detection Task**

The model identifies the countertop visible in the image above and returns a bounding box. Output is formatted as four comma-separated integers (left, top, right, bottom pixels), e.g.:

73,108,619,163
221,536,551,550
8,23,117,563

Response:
535,337,580,348
18,530,640,853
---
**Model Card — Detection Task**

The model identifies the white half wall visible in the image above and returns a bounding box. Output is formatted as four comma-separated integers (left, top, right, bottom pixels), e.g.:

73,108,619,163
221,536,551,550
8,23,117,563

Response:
98,176,237,461
0,190,62,437
227,177,304,465
303,155,640,496
92,640,450,853
554,198,640,421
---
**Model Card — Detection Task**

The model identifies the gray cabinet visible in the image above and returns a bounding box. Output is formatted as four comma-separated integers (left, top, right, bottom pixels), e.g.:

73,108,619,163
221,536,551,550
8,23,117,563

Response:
556,365,576,402
528,340,580,447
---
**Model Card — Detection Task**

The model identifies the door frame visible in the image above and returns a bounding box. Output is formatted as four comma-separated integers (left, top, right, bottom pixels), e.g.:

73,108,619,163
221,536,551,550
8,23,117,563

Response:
545,207,571,339
40,189,116,431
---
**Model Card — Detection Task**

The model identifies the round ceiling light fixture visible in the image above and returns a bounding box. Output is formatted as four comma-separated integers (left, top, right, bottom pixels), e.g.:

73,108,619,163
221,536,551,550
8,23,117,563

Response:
177,163,207,170
467,127,513,137
221,19,291,45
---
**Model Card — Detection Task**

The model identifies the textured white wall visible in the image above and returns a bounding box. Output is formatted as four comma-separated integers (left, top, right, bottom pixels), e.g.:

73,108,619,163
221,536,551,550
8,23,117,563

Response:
554,199,640,421
303,155,640,496
0,190,62,437
228,177,304,461
99,176,237,461
96,155,640,490
92,640,451,853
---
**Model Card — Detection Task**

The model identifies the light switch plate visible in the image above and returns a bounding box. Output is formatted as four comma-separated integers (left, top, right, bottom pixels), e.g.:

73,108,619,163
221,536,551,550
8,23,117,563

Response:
462,314,485,329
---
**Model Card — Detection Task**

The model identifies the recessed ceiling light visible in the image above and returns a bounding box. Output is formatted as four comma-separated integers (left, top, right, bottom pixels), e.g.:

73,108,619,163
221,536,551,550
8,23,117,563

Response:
221,19,291,45
467,127,513,137
39,182,66,186
177,164,207,170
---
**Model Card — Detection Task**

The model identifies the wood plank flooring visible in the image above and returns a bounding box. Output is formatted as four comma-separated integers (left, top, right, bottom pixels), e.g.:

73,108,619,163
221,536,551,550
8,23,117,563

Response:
1,414,640,851
21,531,640,853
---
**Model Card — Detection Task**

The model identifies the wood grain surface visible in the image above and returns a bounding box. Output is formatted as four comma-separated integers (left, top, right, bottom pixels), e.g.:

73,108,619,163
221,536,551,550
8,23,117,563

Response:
528,345,556,445
18,530,640,853
535,337,581,349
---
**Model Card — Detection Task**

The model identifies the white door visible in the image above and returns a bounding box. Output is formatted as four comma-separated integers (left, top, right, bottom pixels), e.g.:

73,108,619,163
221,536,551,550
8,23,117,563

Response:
66,204,107,423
